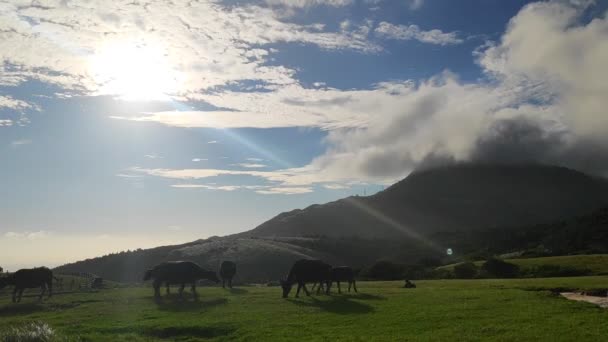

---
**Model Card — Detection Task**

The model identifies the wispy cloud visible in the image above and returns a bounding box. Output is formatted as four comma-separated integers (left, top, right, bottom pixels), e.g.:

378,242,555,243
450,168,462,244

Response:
3,230,52,240
255,187,313,195
207,141,219,144
375,22,463,45
10,139,32,147
192,158,208,162
232,163,268,168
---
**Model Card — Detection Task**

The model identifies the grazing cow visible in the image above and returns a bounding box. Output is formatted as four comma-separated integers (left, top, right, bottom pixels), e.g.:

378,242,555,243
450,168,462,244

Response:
280,259,332,298
143,261,219,298
331,266,357,294
0,267,55,303
219,261,237,289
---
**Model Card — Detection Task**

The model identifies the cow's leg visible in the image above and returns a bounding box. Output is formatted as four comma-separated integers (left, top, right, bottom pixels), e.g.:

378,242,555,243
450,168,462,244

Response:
353,280,358,293
316,282,322,295
178,283,185,297
222,279,225,289
295,283,302,298
325,281,331,295
191,283,198,298
348,281,352,292
229,278,233,289
302,283,311,296
12,287,18,303
337,281,342,294
18,288,25,302
39,284,46,301
166,282,170,294
153,279,162,298
311,283,317,292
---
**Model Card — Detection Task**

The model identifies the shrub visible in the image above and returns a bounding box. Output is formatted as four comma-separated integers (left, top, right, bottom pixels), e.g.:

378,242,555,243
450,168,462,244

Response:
361,261,404,280
481,258,519,278
453,262,478,279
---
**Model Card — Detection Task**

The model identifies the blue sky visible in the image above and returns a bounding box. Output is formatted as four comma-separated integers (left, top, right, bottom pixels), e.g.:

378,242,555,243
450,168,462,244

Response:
1,0,608,269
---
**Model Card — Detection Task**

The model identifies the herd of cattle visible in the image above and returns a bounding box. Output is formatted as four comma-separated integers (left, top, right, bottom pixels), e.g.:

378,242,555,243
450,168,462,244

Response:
0,259,358,303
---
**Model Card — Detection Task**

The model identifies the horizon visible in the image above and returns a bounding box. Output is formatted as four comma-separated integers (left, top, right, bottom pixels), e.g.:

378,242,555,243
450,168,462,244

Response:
2,0,608,271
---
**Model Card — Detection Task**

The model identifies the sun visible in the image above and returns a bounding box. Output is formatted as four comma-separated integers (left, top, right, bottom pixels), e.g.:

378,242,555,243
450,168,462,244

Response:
89,41,181,101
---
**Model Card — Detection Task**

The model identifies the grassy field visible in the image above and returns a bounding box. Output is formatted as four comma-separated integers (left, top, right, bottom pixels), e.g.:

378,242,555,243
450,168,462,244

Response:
1,277,608,341
439,254,608,275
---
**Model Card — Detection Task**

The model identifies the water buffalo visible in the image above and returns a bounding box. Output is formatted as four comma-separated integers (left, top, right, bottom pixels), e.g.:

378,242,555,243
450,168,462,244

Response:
0,267,56,303
219,261,237,289
143,261,219,298
331,266,358,294
280,259,332,298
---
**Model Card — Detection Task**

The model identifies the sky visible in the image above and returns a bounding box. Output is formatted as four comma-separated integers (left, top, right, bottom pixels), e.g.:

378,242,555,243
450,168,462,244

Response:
1,0,608,270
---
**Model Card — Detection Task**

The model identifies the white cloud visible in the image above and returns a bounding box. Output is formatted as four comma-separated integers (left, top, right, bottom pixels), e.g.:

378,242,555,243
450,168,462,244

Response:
113,82,415,129
4,230,52,240
10,139,32,146
375,22,463,45
232,163,268,168
207,140,218,144
144,154,163,159
192,158,208,162
246,158,264,162
0,95,37,111
134,1,608,186
0,0,378,99
408,0,424,10
323,183,350,190
255,187,313,195
264,0,353,8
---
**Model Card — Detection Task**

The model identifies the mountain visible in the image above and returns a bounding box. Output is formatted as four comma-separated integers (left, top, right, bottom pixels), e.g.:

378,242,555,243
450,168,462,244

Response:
244,164,608,238
54,163,608,283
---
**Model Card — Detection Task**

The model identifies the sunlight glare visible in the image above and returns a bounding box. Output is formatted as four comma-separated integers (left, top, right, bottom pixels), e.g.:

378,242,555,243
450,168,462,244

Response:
89,41,182,101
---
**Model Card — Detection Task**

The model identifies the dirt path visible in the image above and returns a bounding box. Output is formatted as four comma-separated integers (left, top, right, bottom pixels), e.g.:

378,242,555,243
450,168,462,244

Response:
561,292,608,308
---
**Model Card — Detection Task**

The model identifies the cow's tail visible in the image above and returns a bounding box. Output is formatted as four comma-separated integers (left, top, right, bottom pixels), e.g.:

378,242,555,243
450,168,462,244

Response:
143,269,153,281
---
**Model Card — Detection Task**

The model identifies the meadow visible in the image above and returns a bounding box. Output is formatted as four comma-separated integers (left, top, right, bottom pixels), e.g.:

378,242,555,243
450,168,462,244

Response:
438,254,608,276
1,276,608,341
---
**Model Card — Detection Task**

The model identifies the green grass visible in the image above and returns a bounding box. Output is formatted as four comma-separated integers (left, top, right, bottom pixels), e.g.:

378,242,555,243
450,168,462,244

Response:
439,254,608,275
1,277,608,341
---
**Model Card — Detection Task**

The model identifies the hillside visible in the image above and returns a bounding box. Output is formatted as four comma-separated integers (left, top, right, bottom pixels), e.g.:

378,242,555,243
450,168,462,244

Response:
55,164,608,283
245,164,608,238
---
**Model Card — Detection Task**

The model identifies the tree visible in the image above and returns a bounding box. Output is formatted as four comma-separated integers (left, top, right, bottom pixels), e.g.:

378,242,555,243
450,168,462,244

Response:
0,266,3,273
481,258,519,278
454,262,478,279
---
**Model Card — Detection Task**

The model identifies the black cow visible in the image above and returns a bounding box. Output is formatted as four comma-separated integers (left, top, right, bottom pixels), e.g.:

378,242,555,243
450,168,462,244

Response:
331,266,357,294
143,261,219,298
219,261,237,289
280,259,332,298
0,267,55,303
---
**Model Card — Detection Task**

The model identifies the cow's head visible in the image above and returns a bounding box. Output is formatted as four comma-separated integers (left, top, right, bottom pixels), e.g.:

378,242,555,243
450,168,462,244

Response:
280,279,292,298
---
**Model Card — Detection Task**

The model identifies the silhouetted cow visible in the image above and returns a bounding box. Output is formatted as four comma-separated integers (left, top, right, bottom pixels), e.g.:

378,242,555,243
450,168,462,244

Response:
281,259,331,298
219,261,237,289
0,267,55,303
331,266,357,294
143,261,219,298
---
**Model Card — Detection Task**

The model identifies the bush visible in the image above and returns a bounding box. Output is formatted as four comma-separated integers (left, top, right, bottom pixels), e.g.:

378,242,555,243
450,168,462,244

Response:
361,261,404,280
453,262,478,279
481,258,519,278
